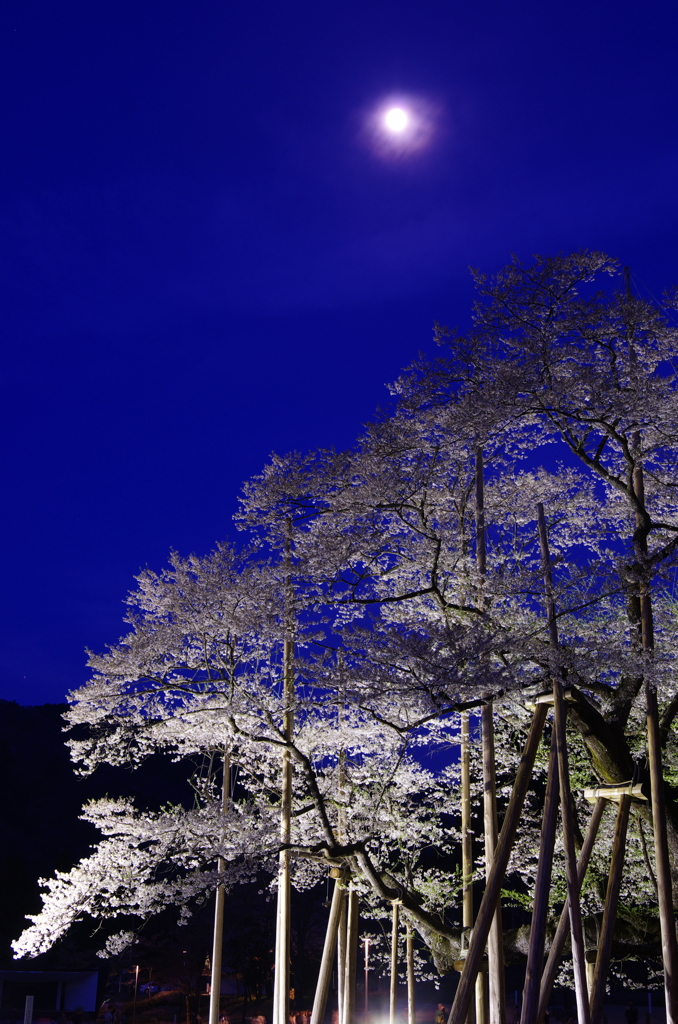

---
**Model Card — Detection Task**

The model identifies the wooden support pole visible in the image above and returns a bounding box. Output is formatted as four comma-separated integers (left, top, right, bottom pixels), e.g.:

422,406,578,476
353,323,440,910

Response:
639,444,678,1022
589,795,631,1024
337,891,347,1024
647,683,678,1024
312,879,345,1024
624,284,678,1023
274,523,295,1024
336,680,347,1024
537,798,606,1024
447,703,549,1024
462,712,474,932
475,448,497,1024
390,902,400,1024
554,686,590,1024
273,860,283,1023
274,639,294,1024
475,972,488,1024
521,730,559,1024
364,937,369,1014
209,754,231,1024
475,448,487,579
406,922,416,1024
536,503,590,1024
461,712,477,1024
482,701,506,1024
343,888,359,1024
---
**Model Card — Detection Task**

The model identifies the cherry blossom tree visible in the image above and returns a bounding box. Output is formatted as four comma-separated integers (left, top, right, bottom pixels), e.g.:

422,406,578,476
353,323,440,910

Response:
14,252,678,1002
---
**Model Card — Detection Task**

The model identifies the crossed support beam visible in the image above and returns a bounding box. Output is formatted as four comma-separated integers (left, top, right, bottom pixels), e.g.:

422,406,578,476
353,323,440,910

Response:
309,709,670,1024
447,502,678,1024
446,701,660,1024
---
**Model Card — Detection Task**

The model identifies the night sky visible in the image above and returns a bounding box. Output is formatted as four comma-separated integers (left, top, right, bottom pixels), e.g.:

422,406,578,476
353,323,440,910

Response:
2,1,678,704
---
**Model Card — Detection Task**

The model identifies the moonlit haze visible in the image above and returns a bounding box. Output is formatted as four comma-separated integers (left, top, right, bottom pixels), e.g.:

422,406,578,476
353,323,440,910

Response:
365,95,437,159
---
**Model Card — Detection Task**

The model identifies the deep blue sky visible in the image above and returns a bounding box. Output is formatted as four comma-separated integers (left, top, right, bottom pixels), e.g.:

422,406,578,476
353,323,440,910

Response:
2,1,678,704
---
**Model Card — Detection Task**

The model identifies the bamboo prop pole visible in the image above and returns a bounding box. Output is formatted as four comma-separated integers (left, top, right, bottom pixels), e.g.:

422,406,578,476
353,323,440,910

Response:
536,503,590,1024
589,795,631,1024
406,922,416,1024
312,879,345,1024
447,702,549,1024
209,754,231,1024
537,797,606,1024
520,730,560,1024
343,888,359,1024
274,522,295,1024
337,891,347,1024
390,902,400,1024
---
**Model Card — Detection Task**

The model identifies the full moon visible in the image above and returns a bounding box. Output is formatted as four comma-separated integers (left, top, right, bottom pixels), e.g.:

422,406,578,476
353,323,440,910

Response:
365,96,435,158
384,107,408,133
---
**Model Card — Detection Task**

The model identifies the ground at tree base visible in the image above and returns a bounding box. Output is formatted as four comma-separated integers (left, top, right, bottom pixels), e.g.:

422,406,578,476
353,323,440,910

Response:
86,991,667,1024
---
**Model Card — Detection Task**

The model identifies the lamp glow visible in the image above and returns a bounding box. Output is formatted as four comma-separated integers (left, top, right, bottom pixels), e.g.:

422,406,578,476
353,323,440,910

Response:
384,107,408,133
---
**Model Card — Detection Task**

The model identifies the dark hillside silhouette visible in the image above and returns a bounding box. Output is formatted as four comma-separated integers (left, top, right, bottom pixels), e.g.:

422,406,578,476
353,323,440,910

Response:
0,701,327,1005
0,701,195,968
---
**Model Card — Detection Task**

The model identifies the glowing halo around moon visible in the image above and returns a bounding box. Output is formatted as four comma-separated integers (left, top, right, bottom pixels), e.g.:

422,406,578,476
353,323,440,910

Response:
362,95,439,159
